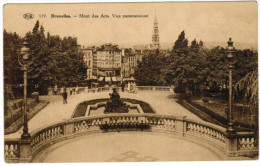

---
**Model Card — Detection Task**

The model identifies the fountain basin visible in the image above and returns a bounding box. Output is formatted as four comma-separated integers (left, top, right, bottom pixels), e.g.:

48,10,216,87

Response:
72,98,156,118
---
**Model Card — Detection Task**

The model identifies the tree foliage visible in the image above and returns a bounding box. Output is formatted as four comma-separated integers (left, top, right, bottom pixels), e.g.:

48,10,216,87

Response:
4,30,23,98
172,31,189,55
135,31,258,100
134,50,167,86
4,20,86,96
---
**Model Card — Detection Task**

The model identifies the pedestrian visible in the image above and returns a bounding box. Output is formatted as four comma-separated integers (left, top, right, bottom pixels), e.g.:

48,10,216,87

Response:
127,82,130,93
130,82,134,93
54,84,58,95
69,87,72,95
62,88,68,104
75,86,79,94
72,87,75,95
133,82,137,94
121,82,125,92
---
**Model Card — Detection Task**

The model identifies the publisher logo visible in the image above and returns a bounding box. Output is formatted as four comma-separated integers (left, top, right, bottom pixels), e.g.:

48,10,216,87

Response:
23,13,34,19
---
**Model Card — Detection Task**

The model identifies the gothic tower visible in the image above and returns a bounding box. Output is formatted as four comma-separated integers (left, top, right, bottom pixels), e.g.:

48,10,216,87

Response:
152,13,160,49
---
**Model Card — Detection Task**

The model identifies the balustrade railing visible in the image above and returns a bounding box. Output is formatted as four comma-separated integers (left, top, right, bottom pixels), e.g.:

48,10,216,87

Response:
48,86,173,95
30,123,64,150
186,121,226,144
237,133,258,151
4,139,20,160
136,86,171,92
4,113,258,162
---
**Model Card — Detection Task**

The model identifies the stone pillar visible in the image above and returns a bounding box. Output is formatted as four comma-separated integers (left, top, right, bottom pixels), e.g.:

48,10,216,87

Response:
19,139,32,162
225,133,238,157
175,117,186,136
63,122,74,136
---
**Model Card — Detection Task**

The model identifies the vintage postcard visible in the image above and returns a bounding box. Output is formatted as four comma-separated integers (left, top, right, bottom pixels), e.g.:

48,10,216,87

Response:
2,1,259,164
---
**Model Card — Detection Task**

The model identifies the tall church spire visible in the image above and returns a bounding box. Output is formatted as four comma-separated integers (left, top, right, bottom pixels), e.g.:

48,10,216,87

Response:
152,10,160,49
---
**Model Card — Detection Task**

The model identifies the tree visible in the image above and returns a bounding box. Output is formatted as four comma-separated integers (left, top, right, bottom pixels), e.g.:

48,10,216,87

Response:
25,22,50,94
23,20,86,94
234,69,258,129
167,33,209,96
3,29,23,98
190,39,199,53
134,51,167,86
172,31,189,55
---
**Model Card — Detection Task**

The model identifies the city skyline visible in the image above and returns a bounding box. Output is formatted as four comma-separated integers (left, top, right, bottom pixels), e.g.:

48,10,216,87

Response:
4,2,257,49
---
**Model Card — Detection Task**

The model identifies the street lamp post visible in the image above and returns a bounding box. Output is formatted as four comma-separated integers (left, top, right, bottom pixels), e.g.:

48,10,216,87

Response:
19,41,32,139
225,38,236,133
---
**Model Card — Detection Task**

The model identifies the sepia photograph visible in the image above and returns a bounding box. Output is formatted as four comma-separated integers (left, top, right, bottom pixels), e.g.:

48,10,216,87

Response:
2,1,259,164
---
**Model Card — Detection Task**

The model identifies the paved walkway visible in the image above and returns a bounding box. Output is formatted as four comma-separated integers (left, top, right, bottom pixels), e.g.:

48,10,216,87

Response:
31,132,222,162
5,91,215,138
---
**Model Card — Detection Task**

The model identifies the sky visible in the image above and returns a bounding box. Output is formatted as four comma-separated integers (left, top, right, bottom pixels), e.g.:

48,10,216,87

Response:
3,2,258,49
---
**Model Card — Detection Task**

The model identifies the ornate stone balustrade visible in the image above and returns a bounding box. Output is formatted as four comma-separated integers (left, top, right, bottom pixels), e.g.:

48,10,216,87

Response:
186,121,226,144
48,86,173,95
136,86,172,92
4,114,258,162
30,123,64,150
48,87,89,95
4,139,20,160
238,136,257,150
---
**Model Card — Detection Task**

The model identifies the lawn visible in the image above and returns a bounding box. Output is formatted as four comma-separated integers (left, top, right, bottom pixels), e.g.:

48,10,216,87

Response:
189,98,257,130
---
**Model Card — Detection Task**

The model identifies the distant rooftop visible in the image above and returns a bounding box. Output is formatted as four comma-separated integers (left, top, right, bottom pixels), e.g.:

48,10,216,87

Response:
97,44,121,52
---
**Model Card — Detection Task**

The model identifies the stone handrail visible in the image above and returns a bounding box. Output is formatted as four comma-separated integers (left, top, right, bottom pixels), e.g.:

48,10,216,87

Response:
48,87,88,95
4,113,258,162
4,139,20,160
136,86,172,92
47,86,172,95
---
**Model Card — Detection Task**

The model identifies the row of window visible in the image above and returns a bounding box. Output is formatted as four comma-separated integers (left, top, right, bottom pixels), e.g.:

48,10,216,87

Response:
97,55,121,61
85,60,92,67
97,62,121,68
83,51,92,57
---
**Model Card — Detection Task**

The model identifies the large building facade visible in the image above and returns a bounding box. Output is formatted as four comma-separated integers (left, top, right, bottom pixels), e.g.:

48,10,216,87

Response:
93,44,122,82
83,15,162,83
121,48,137,78
82,48,94,80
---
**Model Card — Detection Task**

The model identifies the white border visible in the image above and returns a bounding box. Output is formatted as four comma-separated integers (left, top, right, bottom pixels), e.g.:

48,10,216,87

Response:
0,1,259,166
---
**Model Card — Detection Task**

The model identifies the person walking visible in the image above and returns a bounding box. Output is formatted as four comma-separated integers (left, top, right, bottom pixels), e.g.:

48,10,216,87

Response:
121,82,125,92
133,82,137,94
69,87,72,95
127,82,130,93
54,84,58,95
62,88,68,104
130,82,134,93
72,87,75,95
75,86,79,94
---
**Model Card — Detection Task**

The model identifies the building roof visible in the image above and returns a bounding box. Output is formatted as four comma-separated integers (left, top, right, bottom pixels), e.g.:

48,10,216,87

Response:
97,44,121,52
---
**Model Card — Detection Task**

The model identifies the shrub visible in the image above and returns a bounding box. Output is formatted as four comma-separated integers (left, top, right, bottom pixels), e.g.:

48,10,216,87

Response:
185,90,192,100
202,98,209,103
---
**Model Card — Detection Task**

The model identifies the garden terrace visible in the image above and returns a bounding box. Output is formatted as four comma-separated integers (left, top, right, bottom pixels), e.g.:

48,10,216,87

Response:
4,86,258,162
